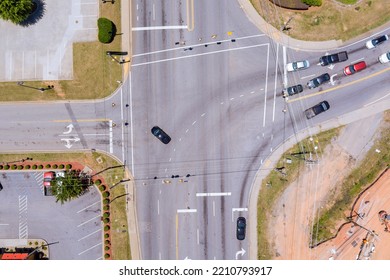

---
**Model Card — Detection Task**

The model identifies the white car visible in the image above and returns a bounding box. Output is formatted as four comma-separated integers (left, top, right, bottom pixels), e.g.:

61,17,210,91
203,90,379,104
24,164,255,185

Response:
379,52,390,64
366,35,389,49
286,60,310,72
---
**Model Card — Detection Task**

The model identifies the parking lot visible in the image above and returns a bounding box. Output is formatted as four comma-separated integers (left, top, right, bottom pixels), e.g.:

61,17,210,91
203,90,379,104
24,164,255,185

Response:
0,172,102,260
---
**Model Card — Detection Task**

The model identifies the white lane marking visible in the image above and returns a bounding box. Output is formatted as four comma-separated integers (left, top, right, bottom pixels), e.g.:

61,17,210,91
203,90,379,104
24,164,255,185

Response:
18,195,28,239
169,158,172,162
196,192,231,197
201,113,206,117
83,133,109,136
350,57,365,64
132,44,269,67
364,92,390,107
133,34,266,57
136,4,138,9
220,102,224,104
232,208,249,222
192,121,197,125
250,91,255,94
173,148,176,152
213,201,216,217
130,72,135,176
240,95,244,97
0,224,9,226
120,88,125,162
137,16,139,21
78,228,102,241
330,74,337,85
157,200,160,215
177,209,197,213
197,228,200,245
263,44,270,127
185,129,189,133
77,201,100,213
77,215,101,227
179,138,182,141
230,97,235,100
78,242,102,255
159,252,162,260
152,3,155,20
272,43,279,122
109,120,113,153
283,45,287,88
133,26,187,31
301,74,315,80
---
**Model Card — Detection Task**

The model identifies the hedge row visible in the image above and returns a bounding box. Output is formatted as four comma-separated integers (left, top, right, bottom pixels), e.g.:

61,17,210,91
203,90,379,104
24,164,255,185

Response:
0,163,72,170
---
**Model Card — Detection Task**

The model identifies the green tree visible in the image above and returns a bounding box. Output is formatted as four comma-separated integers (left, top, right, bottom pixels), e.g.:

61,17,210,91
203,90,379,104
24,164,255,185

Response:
0,0,34,24
51,170,89,204
97,17,116,44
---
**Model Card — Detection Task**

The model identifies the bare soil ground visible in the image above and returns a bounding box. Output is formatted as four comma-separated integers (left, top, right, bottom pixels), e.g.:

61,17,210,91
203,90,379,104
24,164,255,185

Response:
268,121,390,260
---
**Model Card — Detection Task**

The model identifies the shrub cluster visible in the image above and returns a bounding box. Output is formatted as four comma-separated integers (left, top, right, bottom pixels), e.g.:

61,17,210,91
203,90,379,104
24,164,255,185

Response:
97,18,116,44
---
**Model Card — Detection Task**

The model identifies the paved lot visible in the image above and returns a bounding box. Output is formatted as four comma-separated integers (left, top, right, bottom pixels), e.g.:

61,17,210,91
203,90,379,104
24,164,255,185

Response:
0,0,98,81
0,172,102,260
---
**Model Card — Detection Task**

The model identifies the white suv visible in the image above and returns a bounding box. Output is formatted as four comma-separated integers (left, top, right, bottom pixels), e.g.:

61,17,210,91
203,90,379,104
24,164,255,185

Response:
379,52,390,64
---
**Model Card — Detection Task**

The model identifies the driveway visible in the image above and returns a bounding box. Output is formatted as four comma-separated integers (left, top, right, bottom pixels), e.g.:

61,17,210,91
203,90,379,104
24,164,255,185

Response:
0,172,102,260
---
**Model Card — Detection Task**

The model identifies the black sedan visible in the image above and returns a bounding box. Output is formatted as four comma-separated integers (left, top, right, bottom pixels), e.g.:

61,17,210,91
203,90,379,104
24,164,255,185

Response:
151,126,171,144
236,217,246,240
283,84,303,97
307,73,330,89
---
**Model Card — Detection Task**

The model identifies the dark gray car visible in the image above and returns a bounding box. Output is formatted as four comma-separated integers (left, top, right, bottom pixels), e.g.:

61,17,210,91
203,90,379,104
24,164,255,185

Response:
236,217,246,240
304,101,330,119
307,73,330,89
151,126,171,144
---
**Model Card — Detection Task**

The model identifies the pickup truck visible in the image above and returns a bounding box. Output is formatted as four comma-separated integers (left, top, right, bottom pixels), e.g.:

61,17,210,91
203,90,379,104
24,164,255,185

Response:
319,51,348,66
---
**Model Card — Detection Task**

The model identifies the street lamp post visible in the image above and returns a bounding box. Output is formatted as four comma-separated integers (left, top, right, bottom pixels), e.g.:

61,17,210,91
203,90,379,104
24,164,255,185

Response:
17,81,54,92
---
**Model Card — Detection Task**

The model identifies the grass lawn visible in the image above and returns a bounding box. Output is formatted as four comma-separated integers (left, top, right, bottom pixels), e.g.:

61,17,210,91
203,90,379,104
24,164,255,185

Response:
257,127,341,259
0,151,131,260
311,111,390,244
250,0,390,41
0,1,122,101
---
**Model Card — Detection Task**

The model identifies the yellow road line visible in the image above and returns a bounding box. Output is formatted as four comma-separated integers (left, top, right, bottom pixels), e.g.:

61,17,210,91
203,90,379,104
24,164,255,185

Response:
288,66,390,103
52,118,110,123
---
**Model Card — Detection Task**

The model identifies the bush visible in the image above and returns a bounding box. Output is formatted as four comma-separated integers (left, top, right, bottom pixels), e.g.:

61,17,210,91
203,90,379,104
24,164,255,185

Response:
103,205,110,211
103,191,110,198
104,253,110,259
301,0,322,6
94,179,102,186
103,198,110,205
45,164,51,168
25,165,31,169
38,165,43,169
66,164,72,169
105,246,110,251
32,165,37,170
97,18,116,44
104,233,109,239
4,165,9,170
99,185,106,192
52,164,58,169
11,164,17,170
103,212,110,218
59,164,64,169
104,225,110,231
17,165,23,170
105,240,110,245
103,218,110,224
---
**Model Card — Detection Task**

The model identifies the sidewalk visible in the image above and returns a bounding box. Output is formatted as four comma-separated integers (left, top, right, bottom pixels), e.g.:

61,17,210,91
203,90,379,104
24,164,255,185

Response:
248,99,390,259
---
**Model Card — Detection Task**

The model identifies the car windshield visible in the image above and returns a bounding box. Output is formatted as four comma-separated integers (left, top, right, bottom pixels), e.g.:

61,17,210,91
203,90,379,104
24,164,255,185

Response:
348,65,355,73
44,178,51,182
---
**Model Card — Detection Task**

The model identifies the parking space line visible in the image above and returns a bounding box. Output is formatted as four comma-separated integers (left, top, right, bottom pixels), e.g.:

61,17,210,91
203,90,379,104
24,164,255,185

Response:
78,228,102,241
0,224,9,226
76,201,100,213
77,215,101,227
78,242,102,255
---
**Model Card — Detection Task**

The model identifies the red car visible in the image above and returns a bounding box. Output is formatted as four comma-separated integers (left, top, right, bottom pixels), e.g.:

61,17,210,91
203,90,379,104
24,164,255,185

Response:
43,171,55,187
344,61,366,76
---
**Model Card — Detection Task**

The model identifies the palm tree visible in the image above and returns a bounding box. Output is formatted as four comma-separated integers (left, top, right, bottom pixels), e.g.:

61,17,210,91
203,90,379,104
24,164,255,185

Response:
0,0,34,24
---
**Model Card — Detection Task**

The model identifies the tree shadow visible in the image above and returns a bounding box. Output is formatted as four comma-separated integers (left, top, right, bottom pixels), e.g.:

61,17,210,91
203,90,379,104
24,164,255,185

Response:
19,0,46,27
